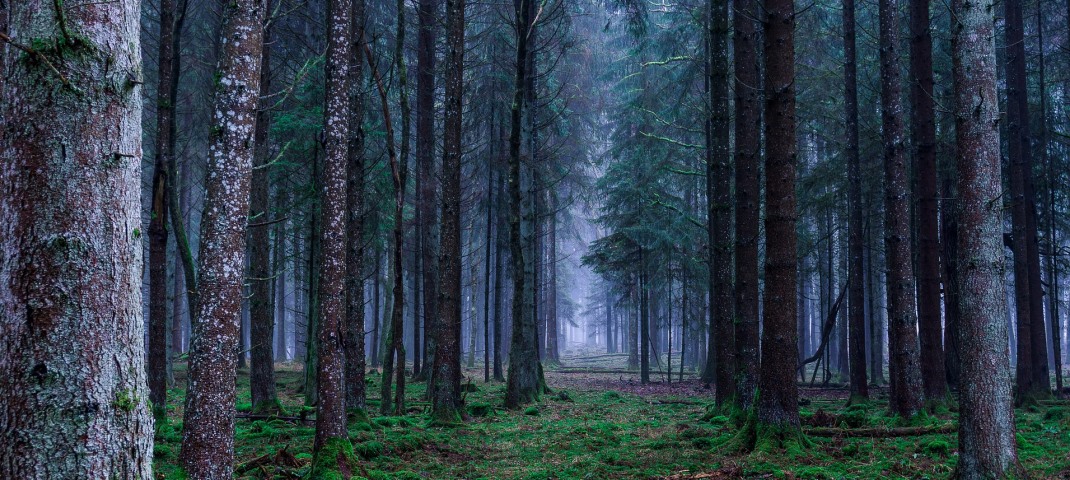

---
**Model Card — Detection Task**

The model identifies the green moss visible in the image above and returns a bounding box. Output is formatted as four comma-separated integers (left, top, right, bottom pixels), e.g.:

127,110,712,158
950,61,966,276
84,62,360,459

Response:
308,437,358,480
524,406,540,416
354,440,384,459
468,402,494,417
250,398,284,415
602,391,621,400
113,389,137,412
922,439,951,456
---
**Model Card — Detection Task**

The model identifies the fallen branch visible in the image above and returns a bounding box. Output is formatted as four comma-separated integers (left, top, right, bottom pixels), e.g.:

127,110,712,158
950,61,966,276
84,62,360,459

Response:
235,413,315,424
804,424,956,438
553,368,698,376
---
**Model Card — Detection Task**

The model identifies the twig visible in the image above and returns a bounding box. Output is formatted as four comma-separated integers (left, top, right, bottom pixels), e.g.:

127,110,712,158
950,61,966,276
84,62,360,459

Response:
0,32,72,87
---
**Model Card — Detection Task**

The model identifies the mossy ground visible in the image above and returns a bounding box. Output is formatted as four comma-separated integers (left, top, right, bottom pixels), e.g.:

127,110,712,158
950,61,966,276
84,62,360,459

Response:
153,355,1070,479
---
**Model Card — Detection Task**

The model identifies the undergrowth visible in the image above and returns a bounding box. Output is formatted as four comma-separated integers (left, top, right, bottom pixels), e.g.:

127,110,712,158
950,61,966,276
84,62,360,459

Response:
152,362,1070,479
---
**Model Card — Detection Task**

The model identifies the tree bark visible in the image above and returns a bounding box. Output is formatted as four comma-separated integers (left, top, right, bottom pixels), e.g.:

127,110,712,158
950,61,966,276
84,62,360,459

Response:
344,0,367,413
505,0,544,409
417,0,440,385
180,0,266,476
431,0,466,423
731,0,766,410
312,0,354,470
842,0,867,401
708,0,735,406
951,0,1021,472
879,0,925,417
0,0,153,476
1005,0,1050,399
380,0,411,417
249,8,279,415
754,0,802,439
149,0,180,421
909,0,946,402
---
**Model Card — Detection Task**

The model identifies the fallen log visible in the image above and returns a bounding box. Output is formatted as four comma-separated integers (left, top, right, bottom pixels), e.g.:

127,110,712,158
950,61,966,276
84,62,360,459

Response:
804,424,956,438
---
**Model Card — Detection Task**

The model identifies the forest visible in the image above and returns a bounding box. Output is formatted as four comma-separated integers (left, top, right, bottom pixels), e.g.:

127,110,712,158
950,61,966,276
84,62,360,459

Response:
2,0,1070,477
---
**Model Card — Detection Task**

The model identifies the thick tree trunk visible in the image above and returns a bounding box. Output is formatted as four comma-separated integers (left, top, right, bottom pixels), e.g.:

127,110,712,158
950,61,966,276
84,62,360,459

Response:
879,0,925,418
842,0,866,401
249,11,279,415
909,0,946,402
733,0,761,411
951,0,1021,472
0,1,153,476
431,0,466,423
708,0,735,405
753,0,802,441
344,0,367,413
181,0,266,476
505,0,543,409
311,0,354,472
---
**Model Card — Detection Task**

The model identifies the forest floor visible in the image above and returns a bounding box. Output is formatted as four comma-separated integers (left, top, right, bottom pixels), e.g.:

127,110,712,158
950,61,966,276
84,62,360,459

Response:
154,348,1070,479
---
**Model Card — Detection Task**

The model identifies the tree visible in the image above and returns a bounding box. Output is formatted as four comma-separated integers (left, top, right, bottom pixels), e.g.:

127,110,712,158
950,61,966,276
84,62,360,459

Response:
311,0,355,473
843,0,867,402
380,0,412,417
0,0,153,476
345,0,369,415
249,4,280,415
733,0,762,414
149,0,181,421
505,0,543,409
413,0,438,380
1005,0,1049,400
878,0,924,418
708,0,735,405
743,0,804,449
432,0,467,423
908,0,945,402
951,0,1020,471
180,0,266,476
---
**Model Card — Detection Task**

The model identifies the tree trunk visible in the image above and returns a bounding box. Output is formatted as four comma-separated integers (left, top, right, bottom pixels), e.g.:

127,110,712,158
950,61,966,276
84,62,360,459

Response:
843,0,867,401
640,263,651,384
753,0,802,442
879,0,925,417
344,0,367,413
0,1,153,476
249,9,279,415
1037,6,1062,393
941,179,961,390
951,0,1021,472
311,0,354,472
733,0,761,411
546,192,560,364
431,0,466,423
505,0,544,409
909,0,946,402
181,0,266,476
708,0,735,405
417,0,441,385
1005,0,1050,399
149,0,180,421
380,0,411,417
493,171,506,381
